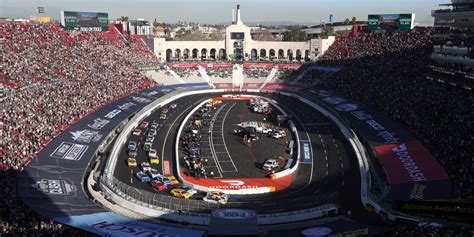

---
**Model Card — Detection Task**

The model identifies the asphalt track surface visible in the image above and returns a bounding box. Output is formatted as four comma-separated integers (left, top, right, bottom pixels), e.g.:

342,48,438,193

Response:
178,100,290,179
113,92,364,214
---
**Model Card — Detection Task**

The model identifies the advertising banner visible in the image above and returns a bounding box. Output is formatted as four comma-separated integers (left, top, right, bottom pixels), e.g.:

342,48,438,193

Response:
374,141,449,185
368,14,414,30
54,212,204,237
137,65,164,71
168,63,199,69
201,63,233,69
243,63,274,69
278,64,302,70
307,66,341,73
268,218,389,237
61,11,109,32
306,89,452,201
17,85,182,218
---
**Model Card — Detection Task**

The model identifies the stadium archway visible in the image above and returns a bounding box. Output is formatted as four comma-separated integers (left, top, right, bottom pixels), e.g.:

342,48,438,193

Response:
175,49,181,60
269,49,276,61
201,48,208,60
218,49,226,60
210,48,216,60
251,49,258,60
183,48,190,60
287,49,294,61
192,48,199,59
296,49,302,61
278,49,284,59
166,49,173,61
260,49,267,59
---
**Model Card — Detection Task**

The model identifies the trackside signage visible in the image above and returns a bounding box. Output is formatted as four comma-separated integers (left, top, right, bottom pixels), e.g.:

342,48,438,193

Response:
54,212,204,237
17,85,189,219
307,89,452,201
299,140,313,164
374,141,449,185
212,209,256,220
309,89,414,146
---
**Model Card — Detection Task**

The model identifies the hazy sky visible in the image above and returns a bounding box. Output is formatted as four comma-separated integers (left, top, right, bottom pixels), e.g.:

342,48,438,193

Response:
1,0,446,25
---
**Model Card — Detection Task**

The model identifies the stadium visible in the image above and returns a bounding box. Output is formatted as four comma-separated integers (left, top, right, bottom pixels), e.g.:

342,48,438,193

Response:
1,1,473,237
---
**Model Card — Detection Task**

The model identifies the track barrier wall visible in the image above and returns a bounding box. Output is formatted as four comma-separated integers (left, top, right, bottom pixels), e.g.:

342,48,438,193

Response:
100,87,427,226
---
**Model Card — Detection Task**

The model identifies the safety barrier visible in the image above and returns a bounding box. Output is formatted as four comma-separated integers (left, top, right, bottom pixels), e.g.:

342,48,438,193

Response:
101,88,225,224
100,86,420,225
284,92,399,221
257,204,338,225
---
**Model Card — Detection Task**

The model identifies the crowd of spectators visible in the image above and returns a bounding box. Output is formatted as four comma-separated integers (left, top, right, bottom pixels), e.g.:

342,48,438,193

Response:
1,22,157,171
318,29,473,198
1,22,158,235
379,224,473,237
206,67,233,79
243,68,271,79
171,67,200,79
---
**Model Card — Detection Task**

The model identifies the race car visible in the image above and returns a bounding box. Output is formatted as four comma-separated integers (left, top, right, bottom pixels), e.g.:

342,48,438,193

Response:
128,149,137,158
170,188,194,199
136,171,151,182
169,104,177,109
263,159,279,171
272,132,285,139
145,136,155,143
184,187,197,195
127,157,137,168
150,121,159,130
203,191,228,204
167,175,180,185
132,129,141,136
159,113,167,120
151,180,168,191
161,108,169,114
149,150,159,164
140,121,149,129
128,141,137,151
156,175,173,186
141,162,152,172
147,130,156,137
147,168,161,179
143,141,152,151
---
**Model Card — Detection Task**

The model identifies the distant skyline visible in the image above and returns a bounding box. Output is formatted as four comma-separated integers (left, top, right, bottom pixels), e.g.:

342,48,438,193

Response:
1,0,446,25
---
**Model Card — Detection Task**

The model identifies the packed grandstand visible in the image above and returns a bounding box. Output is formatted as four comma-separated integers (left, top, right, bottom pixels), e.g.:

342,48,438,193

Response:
1,3,473,237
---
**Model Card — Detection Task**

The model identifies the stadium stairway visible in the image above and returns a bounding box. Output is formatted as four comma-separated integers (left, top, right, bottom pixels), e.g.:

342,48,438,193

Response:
197,65,216,88
166,67,186,84
259,66,279,90
233,64,244,89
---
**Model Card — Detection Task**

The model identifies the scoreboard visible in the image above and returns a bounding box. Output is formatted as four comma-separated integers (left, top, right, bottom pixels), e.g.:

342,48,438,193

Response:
61,11,109,32
368,14,415,31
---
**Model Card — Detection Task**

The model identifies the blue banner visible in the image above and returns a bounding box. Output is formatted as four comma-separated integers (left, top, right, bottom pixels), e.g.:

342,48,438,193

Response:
54,212,205,237
299,140,313,164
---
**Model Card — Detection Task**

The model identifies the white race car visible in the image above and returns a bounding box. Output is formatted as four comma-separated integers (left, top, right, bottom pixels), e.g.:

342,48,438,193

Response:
141,162,152,172
203,191,228,204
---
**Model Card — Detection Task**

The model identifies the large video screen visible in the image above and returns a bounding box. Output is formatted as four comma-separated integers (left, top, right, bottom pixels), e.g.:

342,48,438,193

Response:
61,11,109,32
368,14,414,30
231,32,245,40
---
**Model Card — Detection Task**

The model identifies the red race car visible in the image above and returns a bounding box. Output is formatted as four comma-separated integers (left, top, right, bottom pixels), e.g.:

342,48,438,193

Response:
151,180,168,191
